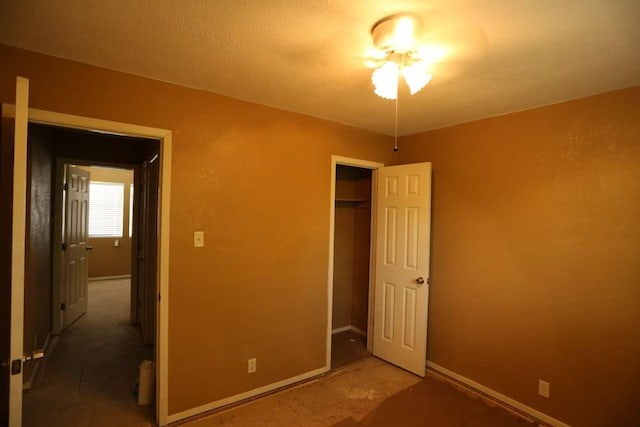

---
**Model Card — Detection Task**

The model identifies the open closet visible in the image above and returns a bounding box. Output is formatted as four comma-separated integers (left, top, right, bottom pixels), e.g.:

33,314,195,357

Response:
331,165,373,368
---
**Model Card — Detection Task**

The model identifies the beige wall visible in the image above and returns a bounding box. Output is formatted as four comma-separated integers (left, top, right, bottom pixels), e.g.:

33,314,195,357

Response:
397,87,640,426
0,44,393,414
85,166,133,278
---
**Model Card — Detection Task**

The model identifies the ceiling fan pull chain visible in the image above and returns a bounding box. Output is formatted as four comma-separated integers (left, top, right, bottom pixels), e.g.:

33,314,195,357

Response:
393,94,399,151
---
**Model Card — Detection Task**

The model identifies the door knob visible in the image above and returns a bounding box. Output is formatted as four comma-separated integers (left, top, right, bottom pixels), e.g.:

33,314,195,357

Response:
416,277,425,285
86,245,93,251
22,349,45,362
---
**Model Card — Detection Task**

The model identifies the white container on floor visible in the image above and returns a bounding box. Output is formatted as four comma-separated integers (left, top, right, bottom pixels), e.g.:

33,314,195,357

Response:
138,359,155,405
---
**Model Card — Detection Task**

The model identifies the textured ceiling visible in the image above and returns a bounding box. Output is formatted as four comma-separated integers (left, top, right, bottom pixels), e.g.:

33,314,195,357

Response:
1,0,639,136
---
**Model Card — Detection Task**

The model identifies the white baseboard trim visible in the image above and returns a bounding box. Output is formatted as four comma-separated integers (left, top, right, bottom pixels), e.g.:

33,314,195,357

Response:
167,366,329,424
22,332,52,390
331,325,367,336
426,361,570,427
89,274,131,281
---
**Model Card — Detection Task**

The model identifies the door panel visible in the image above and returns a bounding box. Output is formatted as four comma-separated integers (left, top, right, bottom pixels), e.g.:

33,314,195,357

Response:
62,165,90,328
402,287,417,349
373,162,431,376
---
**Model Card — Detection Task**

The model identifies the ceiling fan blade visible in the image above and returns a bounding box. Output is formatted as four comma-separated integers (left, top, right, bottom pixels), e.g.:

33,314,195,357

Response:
361,47,388,69
420,9,488,63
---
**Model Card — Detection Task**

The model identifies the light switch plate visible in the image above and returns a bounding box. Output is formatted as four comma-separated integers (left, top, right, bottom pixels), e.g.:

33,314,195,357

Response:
194,231,204,248
248,358,257,373
538,380,550,398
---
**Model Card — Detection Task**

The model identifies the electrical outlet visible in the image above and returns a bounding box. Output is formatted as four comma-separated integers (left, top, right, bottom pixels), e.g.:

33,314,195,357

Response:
248,358,257,374
538,380,550,398
194,231,204,248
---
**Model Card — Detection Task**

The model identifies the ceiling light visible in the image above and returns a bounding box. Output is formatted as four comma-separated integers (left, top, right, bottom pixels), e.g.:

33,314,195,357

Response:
372,61,399,100
372,14,422,53
402,62,432,95
369,14,432,100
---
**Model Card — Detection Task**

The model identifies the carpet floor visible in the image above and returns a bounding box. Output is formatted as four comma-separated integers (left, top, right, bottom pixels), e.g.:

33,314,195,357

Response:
333,372,533,427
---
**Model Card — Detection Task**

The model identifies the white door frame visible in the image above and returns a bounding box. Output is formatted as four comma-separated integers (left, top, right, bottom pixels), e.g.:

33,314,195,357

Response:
10,106,171,426
325,155,384,369
6,77,29,427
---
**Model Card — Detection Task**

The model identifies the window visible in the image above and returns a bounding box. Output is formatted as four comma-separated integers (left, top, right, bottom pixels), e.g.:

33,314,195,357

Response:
129,183,134,237
88,181,124,237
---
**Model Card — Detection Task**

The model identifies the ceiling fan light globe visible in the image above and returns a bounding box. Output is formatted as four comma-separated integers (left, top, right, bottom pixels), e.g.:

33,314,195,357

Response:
402,64,432,95
374,86,397,100
372,61,399,99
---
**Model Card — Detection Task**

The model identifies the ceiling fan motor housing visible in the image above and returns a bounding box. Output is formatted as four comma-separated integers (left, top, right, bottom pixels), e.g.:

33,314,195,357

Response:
371,13,423,53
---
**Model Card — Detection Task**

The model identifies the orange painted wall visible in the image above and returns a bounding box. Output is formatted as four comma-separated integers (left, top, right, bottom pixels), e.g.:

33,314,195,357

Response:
5,41,638,424
0,44,393,414
397,87,640,426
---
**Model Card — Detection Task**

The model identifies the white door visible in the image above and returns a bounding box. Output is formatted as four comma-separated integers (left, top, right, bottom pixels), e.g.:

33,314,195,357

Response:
1,76,29,427
62,165,90,328
373,162,432,376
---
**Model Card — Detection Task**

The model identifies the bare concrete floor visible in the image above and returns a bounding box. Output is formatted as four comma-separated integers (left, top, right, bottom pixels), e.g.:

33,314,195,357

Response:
182,357,422,427
23,279,154,427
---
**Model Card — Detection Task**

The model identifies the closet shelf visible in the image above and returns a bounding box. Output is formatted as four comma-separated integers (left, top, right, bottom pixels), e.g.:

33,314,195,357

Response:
335,198,368,204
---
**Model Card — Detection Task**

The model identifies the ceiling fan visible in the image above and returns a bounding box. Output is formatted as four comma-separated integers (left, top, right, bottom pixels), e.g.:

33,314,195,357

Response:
364,12,486,100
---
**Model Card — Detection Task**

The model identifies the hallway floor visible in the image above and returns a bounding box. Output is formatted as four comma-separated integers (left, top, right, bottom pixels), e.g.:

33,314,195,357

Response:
23,278,154,427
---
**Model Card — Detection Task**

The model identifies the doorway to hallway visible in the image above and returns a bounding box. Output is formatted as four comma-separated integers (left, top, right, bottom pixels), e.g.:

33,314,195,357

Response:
22,123,160,425
3,82,172,426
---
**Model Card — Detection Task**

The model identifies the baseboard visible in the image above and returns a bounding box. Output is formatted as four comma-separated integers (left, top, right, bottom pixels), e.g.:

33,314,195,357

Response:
426,361,570,427
332,325,367,336
22,332,52,390
167,366,329,424
89,274,131,281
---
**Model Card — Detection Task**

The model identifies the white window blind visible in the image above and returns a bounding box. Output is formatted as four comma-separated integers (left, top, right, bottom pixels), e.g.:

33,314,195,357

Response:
89,181,124,237
129,183,134,237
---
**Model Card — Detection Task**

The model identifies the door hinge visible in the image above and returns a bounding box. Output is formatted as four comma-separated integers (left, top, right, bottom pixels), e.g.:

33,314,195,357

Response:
62,242,67,251
61,303,66,311
11,359,21,375
63,182,68,191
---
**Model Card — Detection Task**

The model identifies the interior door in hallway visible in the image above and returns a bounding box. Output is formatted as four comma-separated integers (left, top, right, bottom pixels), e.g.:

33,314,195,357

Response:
373,162,432,376
61,164,90,328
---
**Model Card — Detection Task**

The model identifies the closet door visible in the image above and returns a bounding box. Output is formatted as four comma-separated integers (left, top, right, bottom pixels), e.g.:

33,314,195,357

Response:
373,162,431,376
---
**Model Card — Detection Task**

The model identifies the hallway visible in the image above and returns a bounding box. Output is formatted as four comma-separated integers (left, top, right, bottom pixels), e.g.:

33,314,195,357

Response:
23,279,154,427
